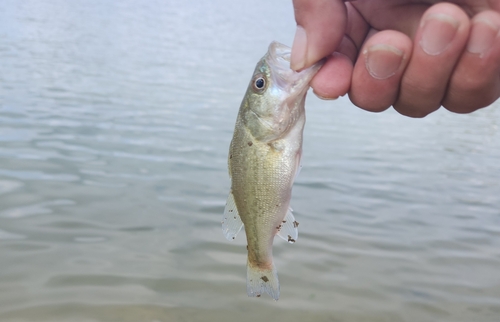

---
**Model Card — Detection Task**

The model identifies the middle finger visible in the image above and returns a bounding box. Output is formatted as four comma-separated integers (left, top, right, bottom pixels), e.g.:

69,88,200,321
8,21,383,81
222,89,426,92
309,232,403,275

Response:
394,3,471,117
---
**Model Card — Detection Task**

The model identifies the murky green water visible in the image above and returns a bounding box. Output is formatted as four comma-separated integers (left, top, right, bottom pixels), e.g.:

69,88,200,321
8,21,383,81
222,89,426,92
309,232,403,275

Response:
1,0,500,321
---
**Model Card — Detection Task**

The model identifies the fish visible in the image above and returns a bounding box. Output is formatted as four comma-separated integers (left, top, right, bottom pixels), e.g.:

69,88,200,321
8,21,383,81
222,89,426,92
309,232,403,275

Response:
222,41,323,300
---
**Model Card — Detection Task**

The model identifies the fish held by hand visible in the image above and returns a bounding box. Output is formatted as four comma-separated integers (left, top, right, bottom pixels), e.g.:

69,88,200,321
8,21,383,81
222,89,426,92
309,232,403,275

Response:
222,41,323,300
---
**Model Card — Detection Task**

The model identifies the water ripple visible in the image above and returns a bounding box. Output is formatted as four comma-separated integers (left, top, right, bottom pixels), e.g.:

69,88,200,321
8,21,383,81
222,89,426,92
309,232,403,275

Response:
0,179,24,195
0,199,75,218
0,229,25,240
0,169,79,181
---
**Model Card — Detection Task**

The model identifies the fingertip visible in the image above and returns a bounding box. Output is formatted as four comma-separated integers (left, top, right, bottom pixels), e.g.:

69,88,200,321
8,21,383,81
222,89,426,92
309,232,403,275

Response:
417,3,470,57
467,11,500,58
394,3,471,117
291,0,347,71
442,11,500,113
349,30,412,112
310,52,352,100
291,25,307,71
364,44,404,80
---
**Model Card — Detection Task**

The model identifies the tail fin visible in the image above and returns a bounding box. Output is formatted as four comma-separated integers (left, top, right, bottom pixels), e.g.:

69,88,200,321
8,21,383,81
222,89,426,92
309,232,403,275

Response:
246,260,280,300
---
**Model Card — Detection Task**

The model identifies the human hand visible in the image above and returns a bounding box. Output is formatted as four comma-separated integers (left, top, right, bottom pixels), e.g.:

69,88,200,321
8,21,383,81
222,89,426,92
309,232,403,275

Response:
291,0,500,117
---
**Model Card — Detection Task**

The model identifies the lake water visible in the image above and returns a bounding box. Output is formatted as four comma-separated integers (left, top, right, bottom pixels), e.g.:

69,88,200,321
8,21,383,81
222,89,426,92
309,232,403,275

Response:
1,1,500,321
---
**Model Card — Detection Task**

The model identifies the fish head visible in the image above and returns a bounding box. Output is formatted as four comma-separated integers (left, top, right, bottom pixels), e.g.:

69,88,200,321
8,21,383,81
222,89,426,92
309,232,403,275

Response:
241,41,323,142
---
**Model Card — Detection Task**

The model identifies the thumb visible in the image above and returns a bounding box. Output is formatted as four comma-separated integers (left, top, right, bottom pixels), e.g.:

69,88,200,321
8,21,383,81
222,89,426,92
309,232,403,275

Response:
291,0,348,71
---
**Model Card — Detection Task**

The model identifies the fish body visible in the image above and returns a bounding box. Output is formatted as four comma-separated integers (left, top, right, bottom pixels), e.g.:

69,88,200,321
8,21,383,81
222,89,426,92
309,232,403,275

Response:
222,42,322,300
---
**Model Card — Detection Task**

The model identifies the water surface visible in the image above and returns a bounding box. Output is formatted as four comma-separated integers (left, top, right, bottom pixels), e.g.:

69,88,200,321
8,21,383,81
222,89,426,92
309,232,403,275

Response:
1,1,500,321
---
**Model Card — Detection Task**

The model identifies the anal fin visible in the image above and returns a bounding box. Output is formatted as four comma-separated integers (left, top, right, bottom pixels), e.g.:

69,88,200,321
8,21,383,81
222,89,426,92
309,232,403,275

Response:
277,207,298,243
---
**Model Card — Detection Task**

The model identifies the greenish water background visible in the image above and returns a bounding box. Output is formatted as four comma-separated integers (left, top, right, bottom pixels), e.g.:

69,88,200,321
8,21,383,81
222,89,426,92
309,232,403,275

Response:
0,0,499,321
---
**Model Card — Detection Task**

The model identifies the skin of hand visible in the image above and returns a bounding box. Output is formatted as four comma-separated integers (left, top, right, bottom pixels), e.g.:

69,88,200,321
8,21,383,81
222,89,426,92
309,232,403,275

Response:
291,0,500,117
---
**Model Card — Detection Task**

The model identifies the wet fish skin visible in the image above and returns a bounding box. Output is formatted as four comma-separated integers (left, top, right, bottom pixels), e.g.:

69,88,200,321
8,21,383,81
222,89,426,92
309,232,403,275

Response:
222,41,323,300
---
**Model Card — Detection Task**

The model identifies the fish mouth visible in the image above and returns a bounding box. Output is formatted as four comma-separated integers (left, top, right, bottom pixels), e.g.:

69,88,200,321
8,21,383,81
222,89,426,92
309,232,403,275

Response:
265,41,323,98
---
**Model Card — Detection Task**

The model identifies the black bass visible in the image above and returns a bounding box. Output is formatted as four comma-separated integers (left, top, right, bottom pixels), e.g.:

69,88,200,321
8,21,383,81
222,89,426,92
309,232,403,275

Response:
222,41,322,300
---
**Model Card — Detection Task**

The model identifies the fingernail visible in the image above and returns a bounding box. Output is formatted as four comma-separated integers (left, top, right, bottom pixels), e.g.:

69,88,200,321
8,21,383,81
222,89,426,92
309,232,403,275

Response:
467,18,500,56
291,25,307,71
313,89,338,100
365,44,404,80
420,14,459,55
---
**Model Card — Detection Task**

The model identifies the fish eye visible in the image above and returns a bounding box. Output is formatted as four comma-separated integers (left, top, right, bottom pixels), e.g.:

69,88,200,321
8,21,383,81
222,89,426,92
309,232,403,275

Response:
252,75,267,92
255,78,265,89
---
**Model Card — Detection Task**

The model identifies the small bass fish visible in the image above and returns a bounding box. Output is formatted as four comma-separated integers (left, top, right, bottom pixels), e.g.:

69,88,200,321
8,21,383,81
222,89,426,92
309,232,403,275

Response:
222,41,323,300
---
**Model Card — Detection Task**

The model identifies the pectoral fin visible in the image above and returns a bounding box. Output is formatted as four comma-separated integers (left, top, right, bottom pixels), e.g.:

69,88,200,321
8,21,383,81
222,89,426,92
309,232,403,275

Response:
277,207,298,243
222,190,243,240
